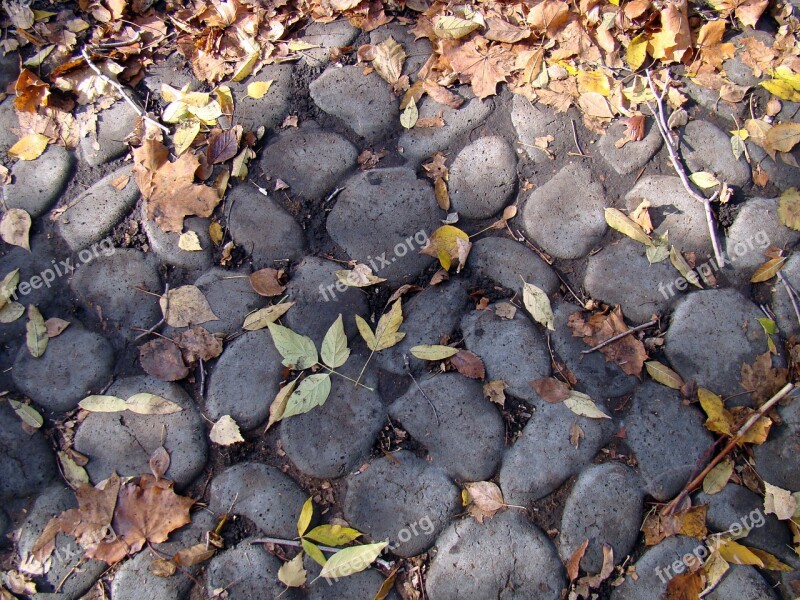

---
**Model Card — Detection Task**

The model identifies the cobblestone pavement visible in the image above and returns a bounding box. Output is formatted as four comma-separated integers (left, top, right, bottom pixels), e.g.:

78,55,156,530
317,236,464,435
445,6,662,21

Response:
1,16,800,600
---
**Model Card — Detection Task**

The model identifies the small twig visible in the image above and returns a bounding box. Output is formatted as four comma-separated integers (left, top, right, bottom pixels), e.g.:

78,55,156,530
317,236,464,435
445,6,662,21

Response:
580,319,658,355
664,382,795,515
95,32,141,48
324,186,345,203
644,68,725,268
569,119,590,157
778,271,800,330
135,283,168,340
403,354,440,426
80,48,169,134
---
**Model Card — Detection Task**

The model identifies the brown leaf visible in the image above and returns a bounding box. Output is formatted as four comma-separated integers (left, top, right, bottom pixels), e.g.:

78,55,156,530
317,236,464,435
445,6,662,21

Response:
149,446,170,480
249,268,286,296
446,36,513,99
527,0,570,36
434,177,449,210
566,538,589,581
484,17,530,43
643,505,707,546
450,350,485,379
422,151,448,180
139,339,190,382
357,148,389,170
665,570,705,600
173,326,223,364
740,351,788,405
569,422,585,448
206,126,241,164
44,317,71,338
421,80,464,109
173,543,216,567
483,380,507,406
530,377,571,403
567,307,647,376
14,69,50,113
464,481,505,523
372,36,405,84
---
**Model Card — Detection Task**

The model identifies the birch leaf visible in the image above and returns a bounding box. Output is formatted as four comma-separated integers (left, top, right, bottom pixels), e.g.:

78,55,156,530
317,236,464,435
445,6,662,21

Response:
242,302,294,331
209,415,245,445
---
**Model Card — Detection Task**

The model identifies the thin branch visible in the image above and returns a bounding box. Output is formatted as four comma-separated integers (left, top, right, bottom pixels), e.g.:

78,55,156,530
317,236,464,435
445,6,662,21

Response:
664,382,795,515
569,119,590,157
135,283,168,340
403,354,440,426
644,69,725,268
580,319,658,355
778,271,800,329
80,48,169,134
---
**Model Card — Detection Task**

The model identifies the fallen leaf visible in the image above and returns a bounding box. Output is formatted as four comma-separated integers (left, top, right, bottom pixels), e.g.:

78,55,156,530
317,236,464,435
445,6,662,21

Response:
0,208,32,250
410,344,459,360
665,570,705,600
567,307,647,376
778,188,800,231
319,542,388,579
522,280,555,330
178,231,202,251
335,264,387,288
44,317,70,338
320,315,350,369
434,177,450,210
242,302,294,331
464,481,505,522
249,268,285,296
160,286,218,328
765,123,800,154
432,15,481,39
8,399,43,430
173,326,223,364
702,457,734,495
450,349,485,379
278,553,307,587
531,377,571,403
356,300,405,352
8,133,49,161
282,373,331,419
304,524,362,546
605,207,653,247
149,446,170,480
265,379,298,431
670,246,702,288
566,539,590,581
483,380,507,406
400,97,418,129
689,171,721,189
172,543,216,567
26,305,47,358
645,360,685,389
372,37,405,84
446,36,512,99
268,323,318,370
564,391,611,419
210,415,245,445
750,257,786,282
139,339,190,381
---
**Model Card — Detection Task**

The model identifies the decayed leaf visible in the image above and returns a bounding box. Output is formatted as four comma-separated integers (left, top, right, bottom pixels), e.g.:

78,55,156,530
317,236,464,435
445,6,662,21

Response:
446,36,512,99
665,570,705,600
566,539,590,582
321,315,350,369
319,542,388,579
432,15,481,39
372,37,405,84
0,208,32,251
209,415,245,446
740,351,788,406
282,374,331,419
139,339,190,382
58,450,90,488
483,380,507,406
702,457,734,495
172,543,215,567
278,553,307,587
160,285,218,327
531,377,571,403
242,302,294,330
567,307,647,376
173,326,223,364
778,188,800,231
605,207,653,246
450,349,485,379
764,482,797,521
8,133,49,161
410,345,459,360
522,281,555,330
268,323,318,370
356,300,405,352
335,264,387,288
464,481,505,522
249,268,286,296
643,505,708,545
648,0,691,64
750,257,786,283
44,317,70,338
645,360,685,389
26,305,48,358
765,123,800,154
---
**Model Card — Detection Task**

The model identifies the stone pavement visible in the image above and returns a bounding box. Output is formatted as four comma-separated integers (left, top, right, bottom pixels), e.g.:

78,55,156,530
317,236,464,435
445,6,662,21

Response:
1,18,800,600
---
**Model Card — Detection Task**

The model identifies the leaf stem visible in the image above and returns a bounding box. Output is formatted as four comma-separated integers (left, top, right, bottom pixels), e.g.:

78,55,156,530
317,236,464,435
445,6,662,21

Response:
317,364,374,391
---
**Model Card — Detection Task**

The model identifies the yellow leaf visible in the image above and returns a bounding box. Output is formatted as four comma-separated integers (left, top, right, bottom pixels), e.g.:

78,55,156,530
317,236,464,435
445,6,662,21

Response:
670,246,702,288
173,120,201,155
702,457,733,495
698,388,733,436
433,15,481,39
604,208,653,246
577,70,611,96
372,299,405,351
247,80,274,99
645,360,684,389
421,225,471,271
766,122,800,154
8,133,49,160
400,98,418,129
750,257,786,282
297,497,314,537
747,547,793,571
778,188,800,231
689,171,720,189
717,540,765,567
774,66,800,91
178,231,202,251
410,345,459,360
626,34,649,70
760,79,800,102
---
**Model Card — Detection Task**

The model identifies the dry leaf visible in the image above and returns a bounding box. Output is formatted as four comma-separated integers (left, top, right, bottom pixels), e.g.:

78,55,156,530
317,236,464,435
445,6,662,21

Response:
159,285,218,328
483,380,507,406
0,208,32,250
450,349,485,379
567,307,647,376
8,133,49,160
139,339,190,382
210,415,245,445
249,268,286,296
464,481,505,523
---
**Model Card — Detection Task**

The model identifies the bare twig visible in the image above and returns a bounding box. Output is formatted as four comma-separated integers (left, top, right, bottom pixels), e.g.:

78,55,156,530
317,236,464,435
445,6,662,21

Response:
569,119,590,157
580,319,658,355
664,382,795,515
778,271,800,329
644,69,725,268
135,283,168,340
80,48,169,134
403,354,440,426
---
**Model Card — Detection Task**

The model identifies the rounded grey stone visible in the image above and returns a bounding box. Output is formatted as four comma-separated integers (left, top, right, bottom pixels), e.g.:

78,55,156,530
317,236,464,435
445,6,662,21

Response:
460,305,550,402
664,289,768,398
206,329,283,430
773,254,800,338
448,136,517,219
80,101,138,166
206,538,292,600
4,145,74,217
187,267,263,336
343,451,458,557
683,79,747,123
283,256,369,348
549,301,639,399
375,279,469,375
142,53,195,99
520,163,607,259
57,164,140,251
142,214,213,278
510,94,574,165
259,123,357,200
746,141,800,192
73,375,208,489
584,237,679,323
695,484,796,564
0,402,56,500
597,119,663,175
223,66,294,133
281,370,386,479
558,462,644,573
17,485,106,599
683,120,751,188
625,176,713,258
725,197,798,285
300,19,359,67
0,508,8,545
0,97,19,151
468,235,559,295
326,168,438,283
13,321,114,413
611,535,700,600
753,398,800,491
398,91,493,166
70,248,162,340
624,382,714,501
426,510,565,600
310,66,399,142
389,373,504,481
226,184,305,269
498,397,616,505
707,566,778,600
209,463,306,540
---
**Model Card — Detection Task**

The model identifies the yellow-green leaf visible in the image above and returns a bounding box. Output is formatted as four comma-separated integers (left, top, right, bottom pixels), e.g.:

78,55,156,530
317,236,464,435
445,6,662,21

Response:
605,207,653,247
320,314,350,369
265,379,298,431
247,80,274,99
670,246,702,288
8,399,43,429
243,302,294,331
689,171,721,189
278,553,307,587
297,498,314,537
410,345,459,360
645,360,685,389
626,33,649,71
26,305,47,358
563,391,611,419
760,79,800,102
319,542,388,579
400,97,418,129
698,388,732,436
304,524,362,546
302,538,327,567
702,457,733,495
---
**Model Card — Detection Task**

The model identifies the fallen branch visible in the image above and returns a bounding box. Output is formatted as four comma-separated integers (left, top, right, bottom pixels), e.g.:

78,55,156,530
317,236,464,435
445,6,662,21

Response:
644,69,725,268
663,382,795,515
580,319,658,355
778,271,800,330
80,48,169,134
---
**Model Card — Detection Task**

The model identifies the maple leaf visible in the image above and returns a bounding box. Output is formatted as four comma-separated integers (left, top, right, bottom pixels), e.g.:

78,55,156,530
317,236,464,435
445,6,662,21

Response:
648,0,692,64
694,20,735,72
708,0,768,28
132,138,223,233
567,307,648,376
445,36,514,99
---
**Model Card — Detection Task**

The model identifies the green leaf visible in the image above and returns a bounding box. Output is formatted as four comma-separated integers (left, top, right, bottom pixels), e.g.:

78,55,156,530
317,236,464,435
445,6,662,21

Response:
242,302,294,330
297,498,314,537
645,232,670,264
757,317,778,335
321,315,350,369
410,345,459,360
268,323,318,370
304,524,362,547
26,305,48,358
400,98,418,129
282,374,331,419
8,399,43,429
522,281,554,330
302,538,327,567
319,542,388,579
